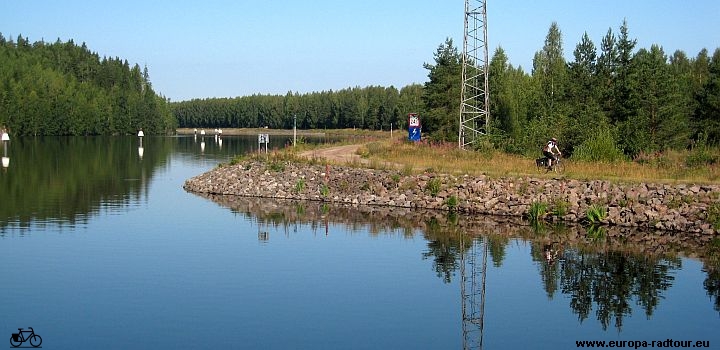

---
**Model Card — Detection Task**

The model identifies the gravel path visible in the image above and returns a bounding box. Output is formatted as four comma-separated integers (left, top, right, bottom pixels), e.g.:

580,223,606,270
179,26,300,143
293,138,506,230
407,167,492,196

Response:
299,144,365,164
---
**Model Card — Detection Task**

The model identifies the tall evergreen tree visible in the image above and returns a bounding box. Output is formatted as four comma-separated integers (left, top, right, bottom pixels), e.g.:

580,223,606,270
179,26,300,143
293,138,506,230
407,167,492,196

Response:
489,47,516,137
669,50,700,138
566,32,609,153
622,45,689,154
696,48,720,143
422,38,462,141
489,46,531,153
614,19,638,123
535,23,569,115
529,22,570,148
597,28,618,120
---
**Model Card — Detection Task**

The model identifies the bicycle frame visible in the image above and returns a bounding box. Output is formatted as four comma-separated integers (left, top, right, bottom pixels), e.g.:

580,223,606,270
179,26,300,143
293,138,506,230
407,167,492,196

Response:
536,155,563,173
11,327,41,348
14,328,35,342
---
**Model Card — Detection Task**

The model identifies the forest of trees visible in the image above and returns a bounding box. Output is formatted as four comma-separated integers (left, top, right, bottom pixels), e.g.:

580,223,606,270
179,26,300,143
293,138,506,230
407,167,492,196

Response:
171,85,423,132
1,19,718,160
483,20,720,159
0,33,176,136
173,20,720,159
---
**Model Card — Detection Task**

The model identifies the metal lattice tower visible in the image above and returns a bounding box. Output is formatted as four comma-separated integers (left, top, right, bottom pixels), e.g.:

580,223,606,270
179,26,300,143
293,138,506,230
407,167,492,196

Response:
459,0,490,150
460,235,488,350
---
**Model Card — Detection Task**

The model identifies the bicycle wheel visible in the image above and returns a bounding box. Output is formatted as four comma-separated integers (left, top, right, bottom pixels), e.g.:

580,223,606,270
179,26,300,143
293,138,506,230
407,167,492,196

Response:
554,160,565,173
29,334,42,347
9,335,22,348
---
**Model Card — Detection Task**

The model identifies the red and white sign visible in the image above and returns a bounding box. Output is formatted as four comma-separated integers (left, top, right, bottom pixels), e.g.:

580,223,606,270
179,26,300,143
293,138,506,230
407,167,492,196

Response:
408,113,420,127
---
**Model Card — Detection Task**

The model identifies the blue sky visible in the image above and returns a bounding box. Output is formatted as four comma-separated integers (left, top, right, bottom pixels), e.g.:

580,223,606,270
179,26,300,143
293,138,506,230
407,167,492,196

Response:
2,1,718,101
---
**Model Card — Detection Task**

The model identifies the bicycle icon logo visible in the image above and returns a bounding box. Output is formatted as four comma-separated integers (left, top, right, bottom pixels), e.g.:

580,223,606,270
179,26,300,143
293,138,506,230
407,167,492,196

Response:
9,327,42,348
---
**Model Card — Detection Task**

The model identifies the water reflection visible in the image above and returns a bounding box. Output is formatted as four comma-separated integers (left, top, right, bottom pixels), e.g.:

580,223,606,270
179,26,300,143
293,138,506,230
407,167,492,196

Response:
0,137,172,231
2,130,9,170
538,247,680,331
0,135,335,232
193,193,720,332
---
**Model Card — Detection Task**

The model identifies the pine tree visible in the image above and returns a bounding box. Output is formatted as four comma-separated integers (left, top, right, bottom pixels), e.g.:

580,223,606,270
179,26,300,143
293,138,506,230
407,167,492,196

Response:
422,38,462,141
597,28,618,121
615,19,638,123
566,32,609,153
696,48,720,143
622,45,689,154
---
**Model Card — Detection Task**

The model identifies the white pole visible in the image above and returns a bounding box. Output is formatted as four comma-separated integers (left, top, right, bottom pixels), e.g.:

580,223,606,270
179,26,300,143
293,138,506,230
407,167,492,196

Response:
293,114,297,147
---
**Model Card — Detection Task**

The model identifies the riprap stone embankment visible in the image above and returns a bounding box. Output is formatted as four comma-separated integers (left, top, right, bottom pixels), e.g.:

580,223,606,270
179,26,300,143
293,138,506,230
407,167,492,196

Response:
183,161,719,237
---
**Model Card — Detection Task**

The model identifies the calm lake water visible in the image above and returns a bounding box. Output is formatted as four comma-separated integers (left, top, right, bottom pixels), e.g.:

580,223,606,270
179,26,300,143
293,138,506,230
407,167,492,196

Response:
0,135,719,349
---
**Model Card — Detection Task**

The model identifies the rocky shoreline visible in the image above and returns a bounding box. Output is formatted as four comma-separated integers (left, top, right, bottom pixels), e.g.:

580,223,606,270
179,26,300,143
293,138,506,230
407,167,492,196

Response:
183,160,720,238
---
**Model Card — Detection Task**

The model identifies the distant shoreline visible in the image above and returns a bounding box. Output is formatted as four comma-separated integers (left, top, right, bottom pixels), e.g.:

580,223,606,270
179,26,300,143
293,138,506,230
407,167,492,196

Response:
175,128,326,137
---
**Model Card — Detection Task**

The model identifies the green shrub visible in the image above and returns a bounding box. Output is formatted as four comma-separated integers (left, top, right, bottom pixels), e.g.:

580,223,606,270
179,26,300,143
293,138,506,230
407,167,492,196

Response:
686,134,717,168
472,138,496,157
572,128,626,162
320,184,330,197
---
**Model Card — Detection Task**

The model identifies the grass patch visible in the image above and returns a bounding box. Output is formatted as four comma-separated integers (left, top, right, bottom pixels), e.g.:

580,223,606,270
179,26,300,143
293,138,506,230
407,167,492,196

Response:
359,138,720,183
445,195,459,211
425,178,442,197
399,179,417,191
269,161,285,172
707,202,720,230
237,130,720,184
391,174,401,184
586,204,607,224
401,163,414,176
551,198,568,217
294,179,306,193
229,154,247,166
528,201,548,224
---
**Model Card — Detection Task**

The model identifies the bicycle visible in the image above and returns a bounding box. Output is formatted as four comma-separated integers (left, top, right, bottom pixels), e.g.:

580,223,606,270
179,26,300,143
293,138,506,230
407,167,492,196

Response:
535,155,565,173
10,327,42,348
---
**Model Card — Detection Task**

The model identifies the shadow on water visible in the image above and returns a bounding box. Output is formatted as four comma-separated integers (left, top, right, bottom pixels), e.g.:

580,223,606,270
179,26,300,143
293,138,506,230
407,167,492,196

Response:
193,193,720,332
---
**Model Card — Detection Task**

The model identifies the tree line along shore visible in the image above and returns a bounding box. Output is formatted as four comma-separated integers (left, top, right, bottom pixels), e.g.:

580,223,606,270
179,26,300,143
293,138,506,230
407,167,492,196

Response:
3,21,720,167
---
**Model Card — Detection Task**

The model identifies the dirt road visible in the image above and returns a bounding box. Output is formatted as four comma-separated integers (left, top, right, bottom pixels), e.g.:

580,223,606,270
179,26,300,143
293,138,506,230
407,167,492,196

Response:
299,144,364,164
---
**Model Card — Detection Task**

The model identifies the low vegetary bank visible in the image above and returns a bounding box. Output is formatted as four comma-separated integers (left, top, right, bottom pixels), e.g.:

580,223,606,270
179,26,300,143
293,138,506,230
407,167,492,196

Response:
183,160,720,237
